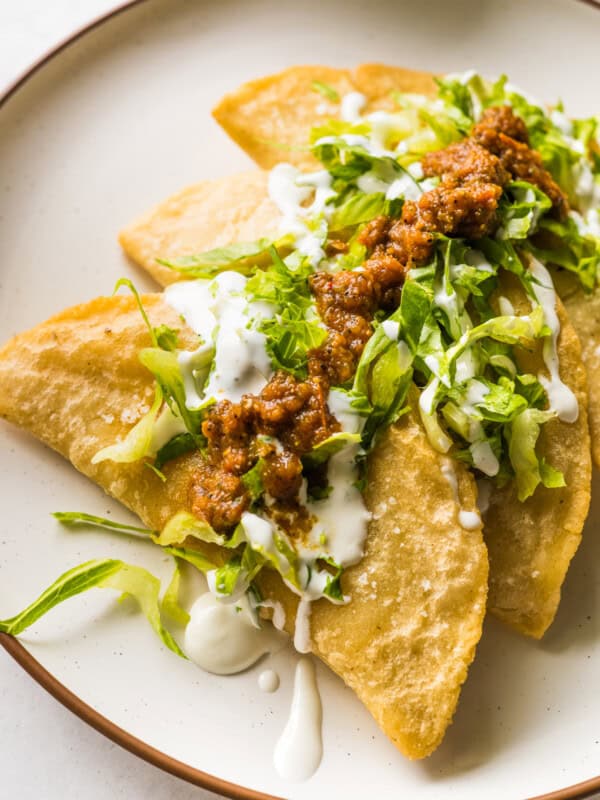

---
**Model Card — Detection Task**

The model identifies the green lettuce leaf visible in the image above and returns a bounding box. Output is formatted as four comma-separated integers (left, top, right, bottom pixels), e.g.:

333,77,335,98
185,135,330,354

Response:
0,559,185,658
508,408,562,500
92,386,163,465
529,216,600,292
156,238,281,279
154,324,179,351
241,459,265,502
112,278,159,347
154,510,245,549
162,545,217,574
139,346,211,434
330,192,388,229
497,181,552,241
113,279,181,352
212,546,265,600
309,119,370,144
311,80,339,102
302,432,362,468
320,556,345,602
312,138,400,183
52,511,155,536
246,247,326,378
154,432,197,471
160,558,190,626
443,305,547,380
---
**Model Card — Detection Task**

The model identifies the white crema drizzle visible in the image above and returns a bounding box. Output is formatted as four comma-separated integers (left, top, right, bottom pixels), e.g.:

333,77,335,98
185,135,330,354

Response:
440,460,482,531
268,164,335,267
528,256,579,423
183,593,274,675
274,658,323,782
165,272,273,405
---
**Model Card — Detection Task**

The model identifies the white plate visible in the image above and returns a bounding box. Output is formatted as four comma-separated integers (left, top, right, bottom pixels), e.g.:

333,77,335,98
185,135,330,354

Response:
1,1,599,798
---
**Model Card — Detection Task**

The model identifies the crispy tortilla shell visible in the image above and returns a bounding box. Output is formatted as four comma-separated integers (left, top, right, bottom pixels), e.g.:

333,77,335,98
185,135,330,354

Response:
0,296,487,759
119,171,279,288
484,277,591,638
212,63,437,170
553,268,600,466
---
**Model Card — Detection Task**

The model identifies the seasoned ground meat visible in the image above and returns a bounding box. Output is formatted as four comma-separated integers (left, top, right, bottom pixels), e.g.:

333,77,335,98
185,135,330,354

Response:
415,182,504,239
190,371,339,533
311,270,379,321
358,215,391,250
475,105,530,143
308,270,379,385
472,107,568,219
190,465,250,532
422,139,510,187
188,103,565,534
308,330,358,385
261,450,304,500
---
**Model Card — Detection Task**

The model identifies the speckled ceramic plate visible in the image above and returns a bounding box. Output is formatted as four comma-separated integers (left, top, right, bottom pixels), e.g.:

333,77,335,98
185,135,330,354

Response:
1,1,600,798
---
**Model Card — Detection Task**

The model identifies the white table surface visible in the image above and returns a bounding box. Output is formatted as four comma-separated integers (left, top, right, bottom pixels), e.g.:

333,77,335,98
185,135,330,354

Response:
1,3,599,800
0,8,218,800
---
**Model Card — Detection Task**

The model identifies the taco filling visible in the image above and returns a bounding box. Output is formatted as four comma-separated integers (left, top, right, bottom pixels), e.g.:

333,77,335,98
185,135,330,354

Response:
142,88,586,577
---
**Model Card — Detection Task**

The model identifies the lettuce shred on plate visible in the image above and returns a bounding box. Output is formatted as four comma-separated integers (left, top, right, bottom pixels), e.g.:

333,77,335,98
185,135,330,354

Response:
2,71,598,647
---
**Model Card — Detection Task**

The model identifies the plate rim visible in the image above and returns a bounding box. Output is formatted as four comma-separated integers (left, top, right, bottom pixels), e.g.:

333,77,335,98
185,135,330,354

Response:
1,1,599,798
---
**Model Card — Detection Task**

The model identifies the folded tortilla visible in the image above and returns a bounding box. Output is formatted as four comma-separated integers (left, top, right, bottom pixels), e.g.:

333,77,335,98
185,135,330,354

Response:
212,63,437,170
119,171,279,289
119,165,591,638
0,295,487,758
553,269,600,465
485,277,591,637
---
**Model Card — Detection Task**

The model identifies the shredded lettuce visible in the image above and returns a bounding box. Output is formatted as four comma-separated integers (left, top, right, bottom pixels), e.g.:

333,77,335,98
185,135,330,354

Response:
330,192,390,229
139,346,210,435
313,139,400,183
0,559,186,657
112,278,159,347
161,557,190,626
163,546,216,574
245,247,326,377
528,216,600,292
353,304,414,445
153,510,243,549
311,80,339,102
156,238,278,279
52,511,155,536
508,409,564,500
497,181,552,241
302,432,362,468
241,459,265,502
154,432,197,470
154,324,179,351
54,512,218,575
92,385,163,465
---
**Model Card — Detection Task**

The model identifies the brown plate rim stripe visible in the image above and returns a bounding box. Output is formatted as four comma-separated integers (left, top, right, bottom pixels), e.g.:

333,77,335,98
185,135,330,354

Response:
0,1,599,798
0,633,284,800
